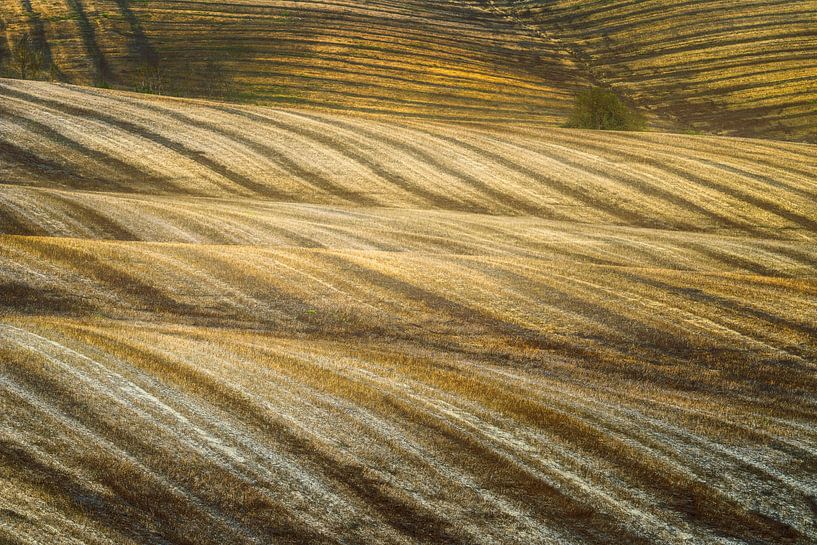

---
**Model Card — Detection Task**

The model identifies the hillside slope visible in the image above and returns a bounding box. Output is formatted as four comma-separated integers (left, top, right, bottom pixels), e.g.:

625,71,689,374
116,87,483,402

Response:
3,1,816,139
0,0,586,122
2,80,817,544
493,0,817,141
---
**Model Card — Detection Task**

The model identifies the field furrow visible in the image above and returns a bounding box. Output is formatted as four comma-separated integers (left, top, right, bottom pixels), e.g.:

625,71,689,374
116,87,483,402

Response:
1,80,816,544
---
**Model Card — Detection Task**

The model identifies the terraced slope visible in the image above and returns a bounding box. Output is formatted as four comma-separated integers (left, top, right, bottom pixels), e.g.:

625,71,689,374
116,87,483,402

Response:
2,80,817,544
0,0,587,122
492,0,817,141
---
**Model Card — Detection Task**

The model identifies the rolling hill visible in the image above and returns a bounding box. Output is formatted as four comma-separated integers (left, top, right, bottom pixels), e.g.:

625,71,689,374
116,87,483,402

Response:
2,0,816,140
2,79,817,544
492,0,817,140
0,0,587,122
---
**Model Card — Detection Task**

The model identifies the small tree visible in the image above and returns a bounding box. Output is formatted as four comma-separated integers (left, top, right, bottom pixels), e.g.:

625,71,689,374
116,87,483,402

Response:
564,87,644,131
12,33,43,80
135,62,166,95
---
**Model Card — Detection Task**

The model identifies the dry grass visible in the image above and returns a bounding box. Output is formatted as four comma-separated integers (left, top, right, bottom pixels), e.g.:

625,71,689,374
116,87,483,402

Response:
0,0,585,122
1,80,816,544
3,1,814,140
492,0,817,141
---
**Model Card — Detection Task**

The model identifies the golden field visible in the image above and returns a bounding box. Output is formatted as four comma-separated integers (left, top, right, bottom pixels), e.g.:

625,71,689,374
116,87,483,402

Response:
0,0,586,122
3,1,816,140
493,0,817,141
1,78,816,544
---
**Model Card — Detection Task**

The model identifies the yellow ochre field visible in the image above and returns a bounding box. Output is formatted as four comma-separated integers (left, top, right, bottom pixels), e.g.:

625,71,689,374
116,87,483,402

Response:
1,0,816,139
1,1,817,543
1,78,816,544
0,0,587,122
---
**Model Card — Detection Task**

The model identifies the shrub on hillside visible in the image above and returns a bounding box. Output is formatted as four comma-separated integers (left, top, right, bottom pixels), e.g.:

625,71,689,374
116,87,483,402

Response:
564,87,644,131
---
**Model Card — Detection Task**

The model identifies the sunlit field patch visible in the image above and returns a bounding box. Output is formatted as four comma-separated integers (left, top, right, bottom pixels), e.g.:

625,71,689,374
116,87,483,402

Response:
1,80,816,544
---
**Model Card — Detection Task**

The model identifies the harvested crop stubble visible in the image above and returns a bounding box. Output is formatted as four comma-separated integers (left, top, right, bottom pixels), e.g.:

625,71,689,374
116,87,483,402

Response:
0,0,585,121
491,0,817,141
1,80,817,544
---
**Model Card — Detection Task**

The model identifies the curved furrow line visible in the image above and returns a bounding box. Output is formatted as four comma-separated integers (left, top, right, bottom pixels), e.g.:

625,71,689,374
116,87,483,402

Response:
21,0,580,119
2,334,290,531
46,325,381,532
280,110,555,216
2,232,813,343
0,186,714,261
179,337,582,544
242,341,662,545
275,343,710,542
6,236,200,316
2,232,812,347
513,135,773,233
3,324,381,544
0,238,130,314
507,358,817,464
0,122,99,190
462,129,734,229
119,245,293,324
614,270,817,347
4,79,816,229
0,369,268,544
477,354,817,461
0,103,171,194
552,127,817,195
423,388,805,540
62,88,374,204
86,329,474,545
549,130,817,233
0,432,143,545
508,258,809,361
314,252,577,338
0,84,274,198
247,49,562,102
453,124,802,234
0,188,88,237
42,192,137,241
471,366,817,535
2,76,816,544
555,130,817,232
125,202,245,245
461,254,795,368
668,238,813,276
501,0,817,139
82,197,207,244
0,93,229,197
399,121,611,221
545,128,817,180
198,106,420,206
294,320,808,540
215,105,471,210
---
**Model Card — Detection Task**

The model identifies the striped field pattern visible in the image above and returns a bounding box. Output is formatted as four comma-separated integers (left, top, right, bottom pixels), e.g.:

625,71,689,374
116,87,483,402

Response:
492,0,817,141
3,1,816,140
0,0,586,122
1,79,817,544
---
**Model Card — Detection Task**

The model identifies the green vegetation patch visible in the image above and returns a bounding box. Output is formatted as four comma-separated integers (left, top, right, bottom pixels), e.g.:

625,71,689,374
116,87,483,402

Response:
564,87,644,131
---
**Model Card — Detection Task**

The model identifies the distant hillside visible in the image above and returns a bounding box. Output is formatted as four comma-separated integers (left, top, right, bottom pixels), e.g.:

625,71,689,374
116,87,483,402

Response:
493,0,817,141
0,0,587,122
3,1,814,139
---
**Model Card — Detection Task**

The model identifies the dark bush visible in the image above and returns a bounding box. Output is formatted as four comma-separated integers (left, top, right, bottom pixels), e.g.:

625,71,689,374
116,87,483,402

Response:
564,87,644,131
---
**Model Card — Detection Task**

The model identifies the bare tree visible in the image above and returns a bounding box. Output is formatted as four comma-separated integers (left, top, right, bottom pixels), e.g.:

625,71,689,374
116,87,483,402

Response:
135,62,166,95
12,33,43,79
